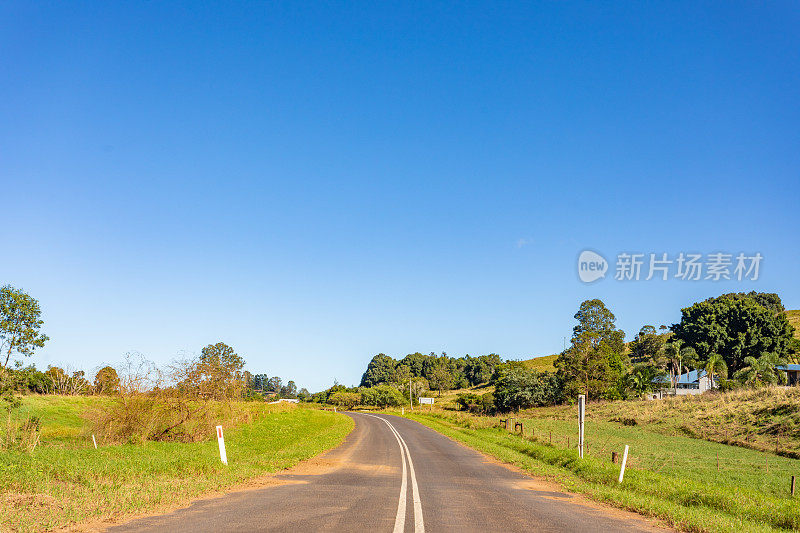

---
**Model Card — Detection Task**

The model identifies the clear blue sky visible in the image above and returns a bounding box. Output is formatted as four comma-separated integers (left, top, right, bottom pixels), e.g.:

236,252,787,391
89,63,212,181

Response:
2,2,798,391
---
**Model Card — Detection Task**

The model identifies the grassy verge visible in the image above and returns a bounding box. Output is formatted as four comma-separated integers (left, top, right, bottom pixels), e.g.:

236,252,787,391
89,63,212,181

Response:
530,387,800,458
404,410,800,533
1,396,353,532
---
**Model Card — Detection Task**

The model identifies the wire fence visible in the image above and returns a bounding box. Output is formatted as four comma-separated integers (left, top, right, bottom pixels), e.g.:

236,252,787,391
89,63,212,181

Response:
492,414,800,499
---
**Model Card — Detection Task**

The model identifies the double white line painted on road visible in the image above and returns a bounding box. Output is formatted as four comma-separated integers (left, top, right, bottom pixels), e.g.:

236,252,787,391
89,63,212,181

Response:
363,414,425,533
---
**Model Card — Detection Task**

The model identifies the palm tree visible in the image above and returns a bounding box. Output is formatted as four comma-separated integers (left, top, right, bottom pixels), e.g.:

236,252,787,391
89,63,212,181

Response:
679,346,698,377
703,353,728,389
733,352,787,387
661,342,680,389
661,341,699,388
626,364,666,397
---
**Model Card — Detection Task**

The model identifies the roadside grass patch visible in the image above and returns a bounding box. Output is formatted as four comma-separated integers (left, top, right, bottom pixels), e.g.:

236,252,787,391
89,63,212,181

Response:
1,396,353,532
530,387,800,457
406,411,800,533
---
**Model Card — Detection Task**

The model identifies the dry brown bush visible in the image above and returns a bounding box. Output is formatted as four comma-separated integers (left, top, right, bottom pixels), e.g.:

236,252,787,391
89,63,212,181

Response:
1,414,40,451
89,352,257,444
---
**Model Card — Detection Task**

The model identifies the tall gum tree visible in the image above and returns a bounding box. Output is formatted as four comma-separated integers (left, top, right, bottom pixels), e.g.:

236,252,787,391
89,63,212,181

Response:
0,285,49,372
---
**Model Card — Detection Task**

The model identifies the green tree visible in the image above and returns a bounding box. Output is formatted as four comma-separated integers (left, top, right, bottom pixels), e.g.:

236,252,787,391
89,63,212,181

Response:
397,352,429,377
711,292,785,314
702,353,728,389
281,380,298,398
661,339,698,387
93,366,120,394
191,342,246,400
360,353,397,387
328,391,360,409
427,361,455,396
463,354,502,386
788,338,800,363
493,367,563,412
360,384,405,407
629,325,667,364
672,294,794,372
571,299,626,354
393,364,412,385
733,352,787,387
555,299,627,400
267,376,282,393
251,374,268,392
0,285,49,370
14,364,48,394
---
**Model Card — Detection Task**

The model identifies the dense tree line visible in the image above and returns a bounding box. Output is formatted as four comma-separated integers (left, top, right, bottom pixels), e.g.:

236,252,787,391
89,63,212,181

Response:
550,291,797,405
317,383,412,408
360,352,503,392
248,372,309,400
3,282,797,418
465,291,797,413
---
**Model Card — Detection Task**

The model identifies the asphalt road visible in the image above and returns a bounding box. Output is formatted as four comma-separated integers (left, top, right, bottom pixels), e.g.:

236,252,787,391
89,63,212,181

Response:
109,412,667,533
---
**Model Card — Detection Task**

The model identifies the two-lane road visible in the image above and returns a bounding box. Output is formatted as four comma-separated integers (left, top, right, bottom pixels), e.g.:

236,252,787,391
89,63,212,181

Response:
110,413,667,532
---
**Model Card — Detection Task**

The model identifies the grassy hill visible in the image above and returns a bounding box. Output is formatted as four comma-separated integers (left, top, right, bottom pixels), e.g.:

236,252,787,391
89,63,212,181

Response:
520,353,558,372
787,309,800,337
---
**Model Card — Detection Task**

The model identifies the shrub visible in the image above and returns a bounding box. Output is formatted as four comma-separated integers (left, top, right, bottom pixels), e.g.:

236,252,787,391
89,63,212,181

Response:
494,368,563,412
479,392,496,414
89,353,257,443
456,392,495,414
360,385,405,407
328,391,360,409
456,393,481,411
1,415,41,451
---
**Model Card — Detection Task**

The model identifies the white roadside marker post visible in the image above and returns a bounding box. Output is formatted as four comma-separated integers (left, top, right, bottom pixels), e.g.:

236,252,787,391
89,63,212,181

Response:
92,434,98,449
216,425,228,466
618,445,629,482
402,407,405,415
578,394,585,459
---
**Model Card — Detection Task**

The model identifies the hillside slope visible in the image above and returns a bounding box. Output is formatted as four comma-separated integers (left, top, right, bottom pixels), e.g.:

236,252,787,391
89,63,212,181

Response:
520,354,558,371
787,309,800,337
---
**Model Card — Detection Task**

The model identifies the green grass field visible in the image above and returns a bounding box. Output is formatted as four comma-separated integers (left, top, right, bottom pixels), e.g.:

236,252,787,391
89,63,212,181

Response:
531,387,800,457
787,310,800,338
402,402,800,533
520,353,558,372
1,396,353,532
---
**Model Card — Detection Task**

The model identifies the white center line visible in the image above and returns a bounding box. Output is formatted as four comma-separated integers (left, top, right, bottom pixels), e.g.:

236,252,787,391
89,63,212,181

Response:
387,419,408,533
363,414,425,533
